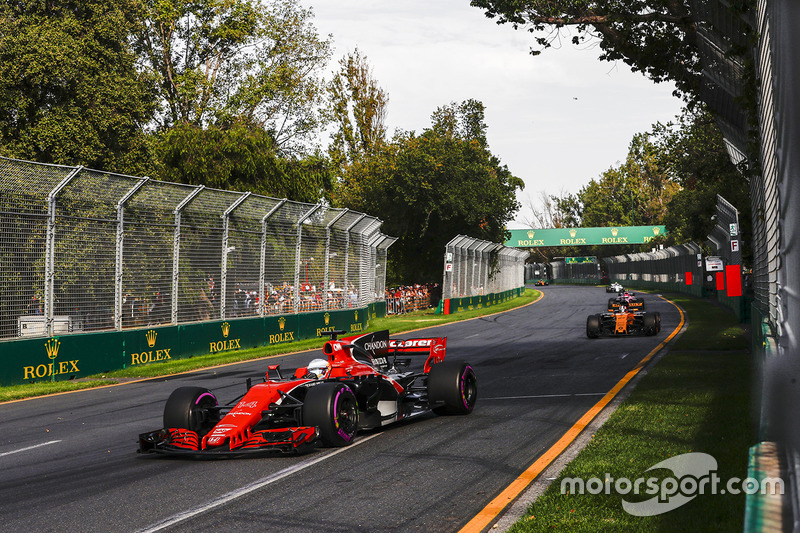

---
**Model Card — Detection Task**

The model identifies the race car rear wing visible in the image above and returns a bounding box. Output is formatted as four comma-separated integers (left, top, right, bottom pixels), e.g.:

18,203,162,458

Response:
339,330,447,373
388,337,447,373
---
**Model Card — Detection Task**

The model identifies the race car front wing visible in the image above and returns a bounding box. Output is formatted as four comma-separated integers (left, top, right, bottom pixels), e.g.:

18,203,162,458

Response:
138,426,319,455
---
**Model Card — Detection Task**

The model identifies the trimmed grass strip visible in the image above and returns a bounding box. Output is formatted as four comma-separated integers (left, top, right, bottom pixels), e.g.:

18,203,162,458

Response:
506,294,753,532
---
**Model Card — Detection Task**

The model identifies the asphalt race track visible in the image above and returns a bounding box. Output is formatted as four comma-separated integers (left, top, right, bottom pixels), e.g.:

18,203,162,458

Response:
0,285,681,532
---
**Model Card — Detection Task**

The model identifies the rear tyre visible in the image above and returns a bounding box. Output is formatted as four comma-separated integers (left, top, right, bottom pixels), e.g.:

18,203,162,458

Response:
608,298,616,310
587,314,601,338
303,383,359,447
642,313,658,336
427,361,477,415
163,386,218,435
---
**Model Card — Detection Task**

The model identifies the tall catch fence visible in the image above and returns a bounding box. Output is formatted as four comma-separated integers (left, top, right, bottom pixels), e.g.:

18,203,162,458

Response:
442,235,528,299
603,242,705,298
549,259,601,281
0,157,395,341
524,262,549,281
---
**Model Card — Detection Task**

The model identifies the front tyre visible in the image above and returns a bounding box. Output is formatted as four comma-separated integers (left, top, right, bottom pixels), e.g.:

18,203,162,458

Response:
427,361,477,415
303,383,359,447
163,386,218,436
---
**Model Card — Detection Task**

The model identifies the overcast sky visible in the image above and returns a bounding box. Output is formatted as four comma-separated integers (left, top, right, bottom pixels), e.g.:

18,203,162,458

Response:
310,0,684,229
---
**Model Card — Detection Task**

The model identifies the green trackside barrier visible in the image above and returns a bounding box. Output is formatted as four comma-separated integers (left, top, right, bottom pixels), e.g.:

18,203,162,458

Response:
743,441,784,533
744,306,781,533
437,287,525,315
550,278,706,298
0,304,382,387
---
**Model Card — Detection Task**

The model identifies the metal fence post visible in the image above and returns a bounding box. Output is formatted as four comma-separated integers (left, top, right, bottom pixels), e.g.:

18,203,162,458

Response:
293,205,320,313
172,186,204,324
324,209,349,310
44,166,82,337
114,177,149,330
220,192,251,320
259,199,286,316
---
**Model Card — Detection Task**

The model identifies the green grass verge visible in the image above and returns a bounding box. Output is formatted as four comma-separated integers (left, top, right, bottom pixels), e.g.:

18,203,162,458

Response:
0,289,540,403
507,293,754,532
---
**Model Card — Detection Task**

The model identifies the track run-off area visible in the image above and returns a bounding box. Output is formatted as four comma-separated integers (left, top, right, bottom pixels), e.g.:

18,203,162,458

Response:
0,285,683,532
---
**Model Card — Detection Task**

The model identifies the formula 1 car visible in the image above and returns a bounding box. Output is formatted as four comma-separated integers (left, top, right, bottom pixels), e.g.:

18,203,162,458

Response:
606,282,624,293
608,291,645,312
586,307,661,338
138,330,477,456
534,279,549,286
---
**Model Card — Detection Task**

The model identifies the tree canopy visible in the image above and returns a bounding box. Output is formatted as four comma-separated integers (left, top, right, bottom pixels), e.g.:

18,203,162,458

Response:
531,105,750,261
335,99,524,283
157,121,333,202
0,0,156,173
470,0,702,100
327,48,388,170
135,0,332,155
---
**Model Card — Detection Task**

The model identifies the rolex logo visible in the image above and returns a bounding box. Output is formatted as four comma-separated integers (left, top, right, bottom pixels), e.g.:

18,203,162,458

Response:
611,228,619,237
324,312,330,326
146,330,157,347
45,338,60,360
569,229,577,238
278,316,286,331
653,227,660,235
354,310,358,321
222,322,230,338
527,230,535,239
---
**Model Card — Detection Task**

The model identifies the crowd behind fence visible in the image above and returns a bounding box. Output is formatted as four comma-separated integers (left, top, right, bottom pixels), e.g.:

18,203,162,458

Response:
384,284,435,315
442,235,529,299
0,157,396,340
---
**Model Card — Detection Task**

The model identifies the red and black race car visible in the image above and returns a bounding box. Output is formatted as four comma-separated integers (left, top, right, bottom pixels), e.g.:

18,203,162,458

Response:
586,306,661,338
138,329,477,456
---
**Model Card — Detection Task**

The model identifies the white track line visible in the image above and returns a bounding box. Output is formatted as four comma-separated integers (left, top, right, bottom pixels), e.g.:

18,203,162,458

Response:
0,440,61,458
138,433,381,533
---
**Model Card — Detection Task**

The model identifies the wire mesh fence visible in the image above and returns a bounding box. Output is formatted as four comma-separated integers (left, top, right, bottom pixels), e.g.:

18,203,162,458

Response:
604,242,703,287
0,157,395,340
442,235,528,299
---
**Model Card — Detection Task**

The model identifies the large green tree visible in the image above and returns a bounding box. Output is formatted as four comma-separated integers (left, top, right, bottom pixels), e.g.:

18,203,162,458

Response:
135,0,331,156
659,107,750,256
157,121,333,202
579,132,680,228
327,48,388,170
0,0,156,173
534,106,748,259
337,100,523,284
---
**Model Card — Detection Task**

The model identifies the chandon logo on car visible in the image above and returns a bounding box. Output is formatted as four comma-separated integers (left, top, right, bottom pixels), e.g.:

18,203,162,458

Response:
363,340,388,352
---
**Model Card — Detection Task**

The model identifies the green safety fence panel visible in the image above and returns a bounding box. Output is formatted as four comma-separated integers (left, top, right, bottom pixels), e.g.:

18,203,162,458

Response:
0,303,385,386
437,287,525,315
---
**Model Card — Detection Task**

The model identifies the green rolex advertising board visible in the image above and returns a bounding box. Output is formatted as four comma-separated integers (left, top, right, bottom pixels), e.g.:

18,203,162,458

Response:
506,226,667,247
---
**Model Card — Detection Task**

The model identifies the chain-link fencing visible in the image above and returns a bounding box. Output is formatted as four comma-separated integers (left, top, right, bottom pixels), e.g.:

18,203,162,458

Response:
549,259,601,281
0,157,395,340
442,235,528,299
603,242,705,297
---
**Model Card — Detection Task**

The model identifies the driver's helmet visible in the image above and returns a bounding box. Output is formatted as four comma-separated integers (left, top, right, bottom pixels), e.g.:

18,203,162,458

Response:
306,358,329,379
619,305,627,314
